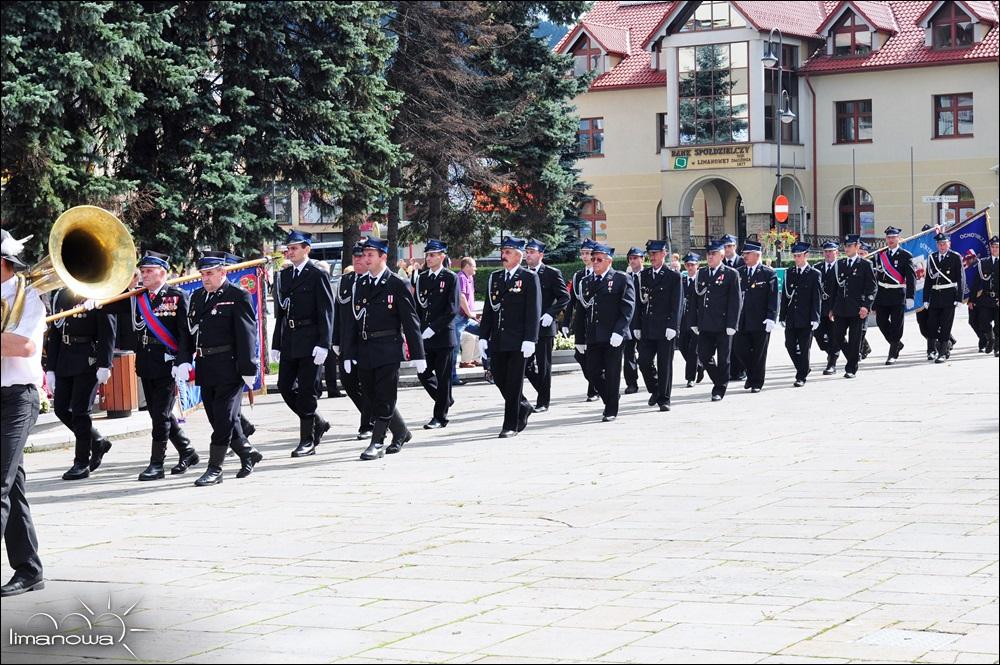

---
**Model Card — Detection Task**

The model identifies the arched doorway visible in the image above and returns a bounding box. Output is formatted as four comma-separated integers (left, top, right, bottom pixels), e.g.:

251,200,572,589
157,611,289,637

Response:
936,183,975,226
678,177,745,248
838,187,874,238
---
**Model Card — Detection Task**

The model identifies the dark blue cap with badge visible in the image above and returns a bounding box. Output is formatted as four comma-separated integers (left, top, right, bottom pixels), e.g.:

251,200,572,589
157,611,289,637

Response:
581,238,598,251
351,242,364,257
591,242,614,256
860,242,873,252
286,230,312,246
138,250,170,270
197,251,228,270
742,241,762,253
821,241,839,250
500,236,526,251
722,234,738,246
362,236,390,254
990,235,999,245
884,226,902,237
707,238,726,253
423,239,447,254
844,234,861,245
645,239,667,252
791,241,811,254
683,252,700,263
934,232,950,242
627,246,645,257
224,252,243,265
525,239,546,252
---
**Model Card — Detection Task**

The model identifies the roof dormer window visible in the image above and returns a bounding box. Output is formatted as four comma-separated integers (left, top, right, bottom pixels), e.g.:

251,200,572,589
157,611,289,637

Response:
833,11,872,56
570,35,605,76
680,1,746,32
931,3,974,48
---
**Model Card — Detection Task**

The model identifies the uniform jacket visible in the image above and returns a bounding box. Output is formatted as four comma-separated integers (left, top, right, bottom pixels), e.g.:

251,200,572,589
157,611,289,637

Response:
566,268,592,344
582,269,636,345
681,272,699,330
780,265,823,329
971,255,999,308
634,265,683,339
46,288,116,377
105,285,193,379
414,267,459,349
533,263,569,338
479,267,541,353
815,261,838,317
831,256,877,317
737,263,779,331
925,249,966,308
693,264,742,333
188,281,258,386
341,268,424,369
873,246,916,307
272,259,334,358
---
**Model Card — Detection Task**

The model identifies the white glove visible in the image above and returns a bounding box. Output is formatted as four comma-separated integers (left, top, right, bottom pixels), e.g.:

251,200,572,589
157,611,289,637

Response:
540,313,553,328
269,349,281,363
478,339,489,357
46,371,56,392
726,328,736,336
691,326,699,335
311,346,328,365
780,320,786,328
560,326,570,337
634,330,641,340
413,358,427,373
96,367,112,384
332,345,340,356
609,333,623,348
242,375,256,388
905,298,915,309
172,362,192,383
575,344,586,353
665,328,677,341
521,341,536,358
421,327,435,340
810,321,819,331
82,298,101,310
764,319,776,333
343,359,354,374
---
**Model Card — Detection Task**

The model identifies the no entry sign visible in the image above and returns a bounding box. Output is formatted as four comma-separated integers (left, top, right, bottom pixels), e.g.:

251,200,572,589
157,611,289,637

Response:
774,195,789,223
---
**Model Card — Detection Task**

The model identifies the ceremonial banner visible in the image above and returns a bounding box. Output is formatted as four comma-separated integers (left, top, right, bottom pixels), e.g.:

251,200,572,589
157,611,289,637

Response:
175,266,268,415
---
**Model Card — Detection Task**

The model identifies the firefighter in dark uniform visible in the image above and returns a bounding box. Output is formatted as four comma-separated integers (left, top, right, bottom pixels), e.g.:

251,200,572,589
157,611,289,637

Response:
872,226,916,365
814,241,840,374
968,236,999,354
781,242,823,386
341,237,425,459
679,253,704,388
270,231,334,458
721,234,746,381
414,239,459,429
524,239,569,413
223,253,257,454
563,239,599,401
47,289,116,481
622,247,644,395
693,239,742,402
829,234,877,378
478,237,541,437
581,244,636,422
188,251,263,486
734,241,779,392
105,251,200,480
634,239,683,412
332,243,373,440
925,232,966,363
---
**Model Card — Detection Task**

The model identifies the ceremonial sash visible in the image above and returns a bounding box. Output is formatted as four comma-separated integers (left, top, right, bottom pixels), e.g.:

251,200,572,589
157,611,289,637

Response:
878,252,904,285
137,292,179,352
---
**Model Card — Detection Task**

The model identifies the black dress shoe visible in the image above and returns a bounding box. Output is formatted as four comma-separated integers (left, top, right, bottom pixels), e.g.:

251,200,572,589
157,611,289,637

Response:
291,441,316,458
711,394,723,402
586,395,599,402
624,385,639,395
885,356,896,365
498,430,518,438
328,391,345,398
242,422,256,438
171,448,200,475
533,405,548,413
423,419,446,430
386,431,412,454
356,429,373,440
194,466,223,486
137,462,164,481
313,417,331,447
602,415,616,422
696,367,705,383
647,395,658,406
517,406,533,432
823,366,836,375
360,442,385,460
794,379,805,387
737,372,747,381
236,450,263,478
685,380,693,388
62,463,90,481
1,574,44,598
89,438,112,472
844,372,856,378
750,387,761,393
927,352,936,361
658,403,671,412
744,380,751,390
935,355,947,364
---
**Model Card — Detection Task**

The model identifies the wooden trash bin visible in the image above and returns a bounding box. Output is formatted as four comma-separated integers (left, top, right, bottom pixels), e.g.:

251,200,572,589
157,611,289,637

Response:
102,351,138,418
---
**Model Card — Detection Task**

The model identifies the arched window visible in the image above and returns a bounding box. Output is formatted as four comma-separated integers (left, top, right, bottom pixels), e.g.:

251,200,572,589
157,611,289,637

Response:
580,198,607,241
931,3,974,49
832,11,872,56
938,183,975,226
838,188,874,238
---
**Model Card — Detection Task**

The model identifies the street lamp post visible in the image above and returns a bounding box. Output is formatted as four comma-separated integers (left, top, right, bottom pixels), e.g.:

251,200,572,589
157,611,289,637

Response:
762,28,797,247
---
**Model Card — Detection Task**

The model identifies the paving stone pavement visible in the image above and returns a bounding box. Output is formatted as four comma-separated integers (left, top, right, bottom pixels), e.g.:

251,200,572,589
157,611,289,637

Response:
2,311,997,664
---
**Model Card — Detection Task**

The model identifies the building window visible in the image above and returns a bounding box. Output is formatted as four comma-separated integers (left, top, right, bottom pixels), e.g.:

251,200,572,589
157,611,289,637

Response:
764,45,799,143
934,93,973,137
570,35,604,77
578,117,604,156
937,183,975,225
838,187,874,238
678,42,749,145
835,100,873,143
656,112,668,151
832,11,872,56
580,198,607,240
931,3,974,49
680,1,747,31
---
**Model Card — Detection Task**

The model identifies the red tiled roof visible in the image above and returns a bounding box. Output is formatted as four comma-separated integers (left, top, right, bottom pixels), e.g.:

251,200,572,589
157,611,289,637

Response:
915,0,999,26
817,1,899,34
801,1,1000,74
731,1,828,38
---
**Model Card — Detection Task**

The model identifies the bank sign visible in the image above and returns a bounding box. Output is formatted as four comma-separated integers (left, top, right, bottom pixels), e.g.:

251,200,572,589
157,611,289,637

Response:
671,145,753,170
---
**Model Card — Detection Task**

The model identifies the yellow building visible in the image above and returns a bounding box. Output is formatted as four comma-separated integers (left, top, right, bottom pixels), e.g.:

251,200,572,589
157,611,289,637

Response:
557,0,999,253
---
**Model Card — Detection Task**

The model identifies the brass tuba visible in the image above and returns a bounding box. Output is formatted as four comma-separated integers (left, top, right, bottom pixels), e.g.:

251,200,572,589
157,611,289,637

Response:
1,206,137,330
